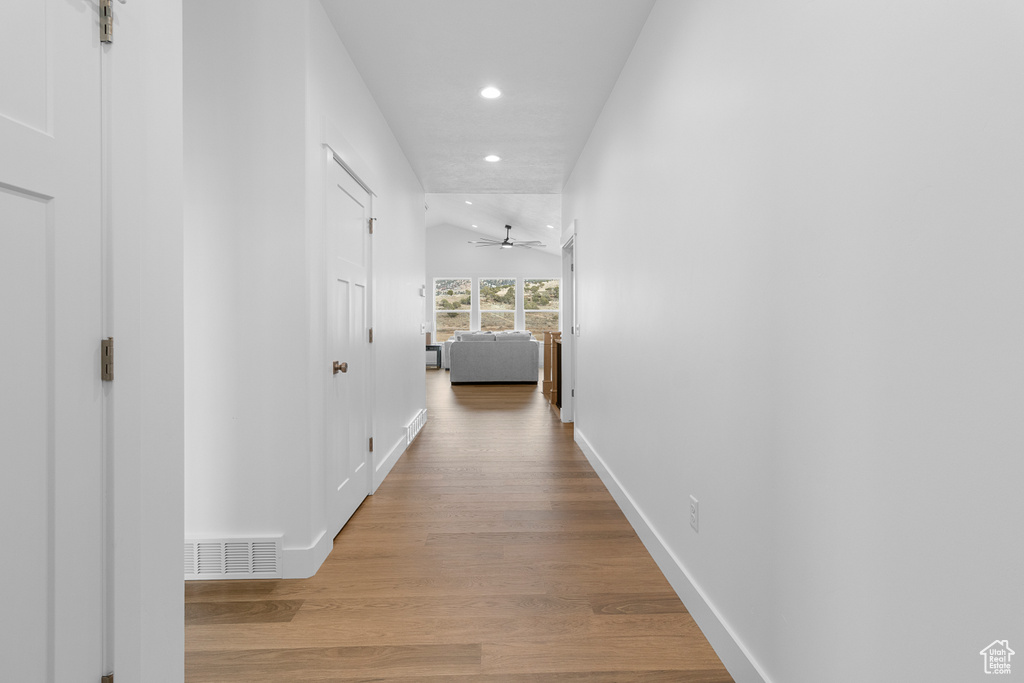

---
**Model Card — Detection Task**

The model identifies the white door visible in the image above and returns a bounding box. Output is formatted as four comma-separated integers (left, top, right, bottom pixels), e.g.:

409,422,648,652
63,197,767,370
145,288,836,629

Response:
561,233,576,422
326,160,372,531
0,1,105,680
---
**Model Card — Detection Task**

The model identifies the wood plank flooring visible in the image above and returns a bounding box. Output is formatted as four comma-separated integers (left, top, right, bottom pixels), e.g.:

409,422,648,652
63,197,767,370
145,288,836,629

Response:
185,369,733,682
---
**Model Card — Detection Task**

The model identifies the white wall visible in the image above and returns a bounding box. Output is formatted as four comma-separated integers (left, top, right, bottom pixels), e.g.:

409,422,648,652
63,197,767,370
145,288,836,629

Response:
184,0,309,545
563,2,1024,682
184,0,424,577
426,223,561,332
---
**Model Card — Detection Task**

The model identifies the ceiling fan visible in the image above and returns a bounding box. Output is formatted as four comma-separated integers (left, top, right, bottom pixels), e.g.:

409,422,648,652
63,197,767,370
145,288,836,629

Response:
467,224,546,250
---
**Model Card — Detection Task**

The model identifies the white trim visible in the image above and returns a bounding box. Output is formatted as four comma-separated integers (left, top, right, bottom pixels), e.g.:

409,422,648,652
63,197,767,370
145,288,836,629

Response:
100,28,115,676
276,423,416,580
322,116,379,196
523,277,561,343
281,528,333,580
433,276,561,337
406,408,428,445
479,276,519,332
108,2,184,679
366,185,377,506
560,216,576,249
373,433,408,493
574,427,771,683
322,121,377,551
432,276,473,338
560,225,577,422
516,278,525,330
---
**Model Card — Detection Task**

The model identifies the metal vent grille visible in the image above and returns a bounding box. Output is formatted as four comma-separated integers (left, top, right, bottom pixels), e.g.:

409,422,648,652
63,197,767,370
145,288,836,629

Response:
184,538,282,580
224,543,250,574
407,408,428,444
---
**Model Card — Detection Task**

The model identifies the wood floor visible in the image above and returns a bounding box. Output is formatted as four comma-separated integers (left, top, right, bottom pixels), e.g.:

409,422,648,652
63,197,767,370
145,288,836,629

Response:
185,369,733,682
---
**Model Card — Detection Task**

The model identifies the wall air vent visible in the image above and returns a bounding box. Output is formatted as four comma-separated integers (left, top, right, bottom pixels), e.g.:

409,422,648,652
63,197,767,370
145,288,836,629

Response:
184,537,282,580
406,408,427,445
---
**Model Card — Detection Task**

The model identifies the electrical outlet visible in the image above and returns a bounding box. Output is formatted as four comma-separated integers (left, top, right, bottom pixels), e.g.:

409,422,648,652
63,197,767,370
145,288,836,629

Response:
689,495,699,533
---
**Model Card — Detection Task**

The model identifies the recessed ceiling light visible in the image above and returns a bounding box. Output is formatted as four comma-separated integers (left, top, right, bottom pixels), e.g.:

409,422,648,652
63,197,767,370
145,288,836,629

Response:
546,225,554,229
480,86,502,99
471,224,478,228
484,155,501,162
465,200,472,205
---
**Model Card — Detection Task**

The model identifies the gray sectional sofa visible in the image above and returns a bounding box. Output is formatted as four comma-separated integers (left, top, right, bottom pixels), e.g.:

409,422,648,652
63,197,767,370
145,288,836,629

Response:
446,331,540,384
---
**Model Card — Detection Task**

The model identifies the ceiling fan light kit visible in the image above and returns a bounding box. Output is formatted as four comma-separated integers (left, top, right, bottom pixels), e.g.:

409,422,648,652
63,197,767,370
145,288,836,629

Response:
468,224,545,250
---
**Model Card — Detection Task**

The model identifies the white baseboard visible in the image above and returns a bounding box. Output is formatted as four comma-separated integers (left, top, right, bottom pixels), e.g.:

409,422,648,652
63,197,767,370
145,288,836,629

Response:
283,433,401,578
373,432,407,493
281,528,332,579
574,428,770,683
205,419,423,581
370,408,427,493
183,532,328,580
407,407,428,444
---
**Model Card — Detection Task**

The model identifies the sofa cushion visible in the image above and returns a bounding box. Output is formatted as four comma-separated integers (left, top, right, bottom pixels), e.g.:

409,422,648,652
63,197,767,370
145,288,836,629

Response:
457,333,495,342
495,332,532,342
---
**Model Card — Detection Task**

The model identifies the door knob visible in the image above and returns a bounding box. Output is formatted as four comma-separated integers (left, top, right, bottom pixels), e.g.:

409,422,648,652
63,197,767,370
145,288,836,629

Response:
333,361,348,374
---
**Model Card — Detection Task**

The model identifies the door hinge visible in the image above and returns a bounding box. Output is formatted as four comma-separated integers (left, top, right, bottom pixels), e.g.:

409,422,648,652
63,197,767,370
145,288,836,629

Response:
368,437,373,453
368,328,373,343
368,217,375,234
571,263,574,272
100,0,113,43
102,674,114,683
571,389,575,397
101,337,114,381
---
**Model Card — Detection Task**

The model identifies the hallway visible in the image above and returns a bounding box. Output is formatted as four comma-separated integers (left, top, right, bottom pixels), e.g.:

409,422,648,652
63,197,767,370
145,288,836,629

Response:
185,369,732,681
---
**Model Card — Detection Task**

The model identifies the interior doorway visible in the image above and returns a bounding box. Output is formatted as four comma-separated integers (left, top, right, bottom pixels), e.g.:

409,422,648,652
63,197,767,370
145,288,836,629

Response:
560,225,577,423
325,157,373,534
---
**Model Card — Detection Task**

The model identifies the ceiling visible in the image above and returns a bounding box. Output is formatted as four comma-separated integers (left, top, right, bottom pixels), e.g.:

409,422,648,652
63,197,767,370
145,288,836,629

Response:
424,192,561,253
321,0,655,250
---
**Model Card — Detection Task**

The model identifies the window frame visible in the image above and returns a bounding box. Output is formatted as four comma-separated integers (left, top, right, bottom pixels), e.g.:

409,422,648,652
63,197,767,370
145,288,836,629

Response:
430,275,560,340
432,277,472,341
478,277,518,333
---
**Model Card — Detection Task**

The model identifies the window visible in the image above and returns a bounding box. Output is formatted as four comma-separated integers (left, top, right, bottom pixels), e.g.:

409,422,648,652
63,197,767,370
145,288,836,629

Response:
524,278,560,338
432,276,559,340
479,278,516,332
434,278,471,341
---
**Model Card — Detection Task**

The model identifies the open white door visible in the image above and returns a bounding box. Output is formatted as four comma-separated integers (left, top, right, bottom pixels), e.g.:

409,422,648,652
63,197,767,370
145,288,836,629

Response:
0,1,106,679
325,159,373,532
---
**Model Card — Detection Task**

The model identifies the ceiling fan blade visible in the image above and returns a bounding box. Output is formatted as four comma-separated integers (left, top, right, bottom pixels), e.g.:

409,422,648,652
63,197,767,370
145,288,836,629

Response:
468,227,546,250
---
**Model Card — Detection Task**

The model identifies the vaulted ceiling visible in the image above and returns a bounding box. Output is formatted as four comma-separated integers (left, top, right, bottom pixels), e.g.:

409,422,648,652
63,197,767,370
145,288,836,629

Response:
321,0,655,252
